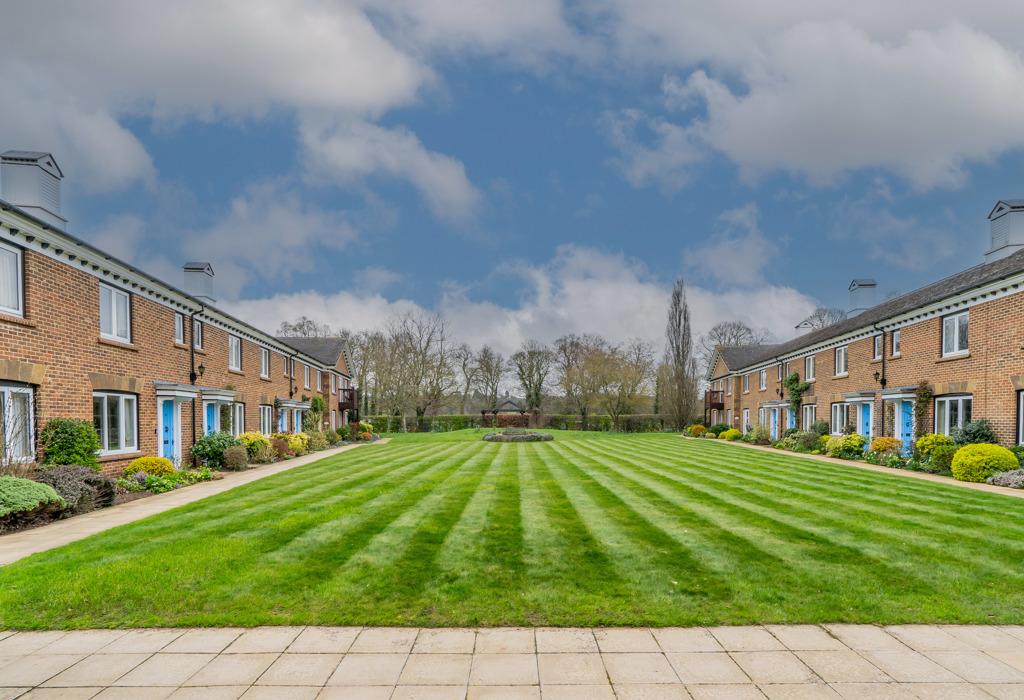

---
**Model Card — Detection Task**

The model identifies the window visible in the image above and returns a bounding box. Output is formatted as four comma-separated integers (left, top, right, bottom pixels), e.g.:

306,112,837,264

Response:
835,346,848,376
0,384,33,461
260,348,270,378
777,364,783,381
873,334,882,360
726,409,733,426
942,311,969,357
0,242,23,317
891,329,901,357
193,319,203,350
228,335,242,371
99,284,131,342
758,407,766,426
725,377,732,396
831,403,851,435
231,403,245,437
742,408,750,431
804,355,816,381
330,374,336,394
802,404,817,430
316,370,322,391
304,365,310,389
935,395,972,435
174,313,184,344
782,361,790,379
742,374,749,393
330,409,337,430
294,409,304,432
93,392,137,454
259,405,273,435
759,369,767,390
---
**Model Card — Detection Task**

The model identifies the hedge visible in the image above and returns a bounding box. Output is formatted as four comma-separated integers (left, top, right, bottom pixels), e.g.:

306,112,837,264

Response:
364,413,671,433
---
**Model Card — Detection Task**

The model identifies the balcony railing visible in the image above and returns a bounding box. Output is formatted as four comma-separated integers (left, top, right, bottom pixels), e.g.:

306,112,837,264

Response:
704,390,724,410
339,387,359,411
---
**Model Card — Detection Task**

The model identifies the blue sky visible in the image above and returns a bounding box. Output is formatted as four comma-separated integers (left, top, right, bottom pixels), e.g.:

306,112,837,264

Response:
5,2,1024,353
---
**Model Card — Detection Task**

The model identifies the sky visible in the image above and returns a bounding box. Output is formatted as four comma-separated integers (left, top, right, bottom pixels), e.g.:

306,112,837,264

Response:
5,1,1024,355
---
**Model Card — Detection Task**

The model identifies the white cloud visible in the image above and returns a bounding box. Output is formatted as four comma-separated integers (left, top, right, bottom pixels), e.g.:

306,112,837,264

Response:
353,266,404,293
602,109,704,192
301,120,481,223
685,204,777,286
223,245,818,356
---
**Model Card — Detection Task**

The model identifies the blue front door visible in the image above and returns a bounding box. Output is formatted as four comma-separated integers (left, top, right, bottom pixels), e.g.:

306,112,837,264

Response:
205,403,216,435
860,403,871,440
770,408,778,439
900,400,914,454
161,400,175,460
788,408,797,432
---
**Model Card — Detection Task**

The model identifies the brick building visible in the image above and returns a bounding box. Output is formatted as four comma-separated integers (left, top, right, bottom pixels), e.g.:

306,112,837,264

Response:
706,199,1024,451
0,151,354,475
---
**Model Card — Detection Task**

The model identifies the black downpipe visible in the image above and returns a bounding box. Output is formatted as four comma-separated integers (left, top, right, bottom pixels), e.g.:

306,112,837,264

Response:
188,306,204,465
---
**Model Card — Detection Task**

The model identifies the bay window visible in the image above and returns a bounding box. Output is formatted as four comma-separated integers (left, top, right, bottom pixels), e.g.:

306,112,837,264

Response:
99,284,131,342
935,395,972,435
93,392,137,454
0,242,23,317
942,311,969,357
0,384,34,461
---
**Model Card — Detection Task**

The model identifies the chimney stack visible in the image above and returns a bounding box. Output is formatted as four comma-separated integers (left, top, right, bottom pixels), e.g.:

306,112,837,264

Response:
183,262,215,304
848,278,877,317
0,151,66,228
986,200,1024,262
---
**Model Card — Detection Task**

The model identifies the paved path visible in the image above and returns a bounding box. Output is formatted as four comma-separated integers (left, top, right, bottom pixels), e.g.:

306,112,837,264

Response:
2,624,1024,698
0,440,387,567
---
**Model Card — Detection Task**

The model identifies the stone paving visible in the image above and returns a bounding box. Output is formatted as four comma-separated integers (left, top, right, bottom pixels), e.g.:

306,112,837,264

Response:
0,441,386,568
2,625,1024,698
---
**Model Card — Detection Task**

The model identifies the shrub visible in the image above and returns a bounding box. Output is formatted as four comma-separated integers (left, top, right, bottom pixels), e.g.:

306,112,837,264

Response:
788,431,823,453
0,476,65,531
222,445,249,471
869,437,903,456
708,423,730,436
704,432,718,439
988,468,1024,488
916,433,953,457
928,444,958,474
177,467,214,485
273,432,309,455
746,423,771,445
271,437,293,460
305,430,330,452
336,425,351,441
810,420,830,437
951,443,1018,482
1011,445,1024,466
687,424,707,437
783,427,798,438
952,419,997,446
36,466,115,515
825,433,867,459
191,432,241,469
250,442,276,464
237,431,271,460
39,418,101,469
720,428,742,441
143,474,179,493
123,456,176,478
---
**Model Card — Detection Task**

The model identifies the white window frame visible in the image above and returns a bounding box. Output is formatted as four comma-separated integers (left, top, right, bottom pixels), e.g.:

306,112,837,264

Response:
260,348,270,378
725,377,732,396
872,334,882,361
942,311,969,357
935,394,972,435
0,383,34,461
1018,392,1024,446
330,373,336,394
330,409,337,430
93,392,137,455
99,283,131,342
891,329,901,357
231,402,245,437
304,365,310,389
835,345,848,376
758,369,767,391
777,364,783,381
316,369,322,391
228,335,242,371
804,354,816,381
0,241,24,317
193,319,203,350
742,374,749,393
802,404,816,430
174,313,184,344
831,402,851,435
259,405,273,435
742,408,750,431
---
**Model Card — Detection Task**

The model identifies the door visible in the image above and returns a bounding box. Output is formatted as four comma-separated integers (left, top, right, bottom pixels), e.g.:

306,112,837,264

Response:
788,408,796,432
900,400,914,454
770,408,778,439
859,403,872,440
205,402,216,435
161,400,175,460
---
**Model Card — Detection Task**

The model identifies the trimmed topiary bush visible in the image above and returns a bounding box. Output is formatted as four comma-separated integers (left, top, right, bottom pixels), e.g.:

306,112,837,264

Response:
687,424,707,437
222,446,249,471
951,443,1018,483
191,432,241,469
720,428,742,441
39,418,101,469
123,456,176,478
952,419,997,446
0,476,65,531
916,433,953,457
36,466,115,515
928,444,958,474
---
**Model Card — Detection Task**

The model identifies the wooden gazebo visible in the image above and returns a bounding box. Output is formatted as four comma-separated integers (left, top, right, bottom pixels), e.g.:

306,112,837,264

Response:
481,399,528,428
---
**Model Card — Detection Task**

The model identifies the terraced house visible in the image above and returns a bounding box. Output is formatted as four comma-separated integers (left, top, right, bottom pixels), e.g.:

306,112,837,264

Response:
0,151,357,475
706,199,1024,452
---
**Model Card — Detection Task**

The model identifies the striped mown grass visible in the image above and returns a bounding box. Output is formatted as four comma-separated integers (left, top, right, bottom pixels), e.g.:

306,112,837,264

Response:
2,430,1024,629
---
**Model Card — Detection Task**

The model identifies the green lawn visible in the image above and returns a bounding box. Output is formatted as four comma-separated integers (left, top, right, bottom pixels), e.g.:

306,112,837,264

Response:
2,430,1024,629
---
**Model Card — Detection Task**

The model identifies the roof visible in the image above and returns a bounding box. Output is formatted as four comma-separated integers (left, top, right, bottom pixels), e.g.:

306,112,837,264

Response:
718,345,779,372
989,199,1024,219
276,336,350,375
1,150,63,177
726,247,1024,373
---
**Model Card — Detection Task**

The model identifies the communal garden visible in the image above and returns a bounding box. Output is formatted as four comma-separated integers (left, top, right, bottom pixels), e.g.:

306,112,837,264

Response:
2,429,1024,629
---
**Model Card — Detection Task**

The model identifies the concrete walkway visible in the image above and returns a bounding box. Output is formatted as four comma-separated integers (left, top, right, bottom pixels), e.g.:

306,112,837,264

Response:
689,435,1024,499
2,624,1024,698
0,440,387,567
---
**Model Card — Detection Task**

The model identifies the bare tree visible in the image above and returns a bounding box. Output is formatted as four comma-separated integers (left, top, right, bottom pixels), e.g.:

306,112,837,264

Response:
453,344,479,413
594,340,655,430
663,279,699,429
697,321,771,374
554,334,607,429
390,312,455,430
797,307,847,331
475,346,506,408
277,316,335,337
511,341,552,422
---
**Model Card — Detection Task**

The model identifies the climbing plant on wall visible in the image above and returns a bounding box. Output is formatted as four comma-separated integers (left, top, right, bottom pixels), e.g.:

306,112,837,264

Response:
783,372,810,417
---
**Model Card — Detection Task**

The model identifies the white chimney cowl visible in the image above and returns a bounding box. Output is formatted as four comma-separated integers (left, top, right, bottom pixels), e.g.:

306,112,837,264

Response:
183,262,215,304
986,200,1024,262
0,151,66,228
848,278,877,317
